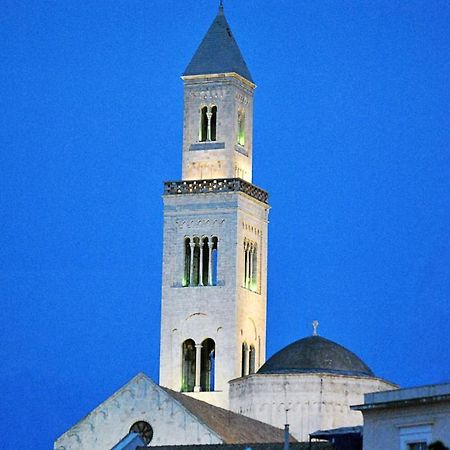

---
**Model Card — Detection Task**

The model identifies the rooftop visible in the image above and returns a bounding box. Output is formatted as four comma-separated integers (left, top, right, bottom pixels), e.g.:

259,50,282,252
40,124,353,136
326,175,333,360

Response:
183,4,254,83
353,382,450,411
162,388,296,444
258,335,375,377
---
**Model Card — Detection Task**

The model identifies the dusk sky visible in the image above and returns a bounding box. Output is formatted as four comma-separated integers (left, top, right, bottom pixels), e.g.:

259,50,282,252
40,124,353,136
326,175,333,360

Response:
1,1,449,448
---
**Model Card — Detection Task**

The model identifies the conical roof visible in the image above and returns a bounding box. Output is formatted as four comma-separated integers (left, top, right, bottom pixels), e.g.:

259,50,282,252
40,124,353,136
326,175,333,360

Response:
258,336,375,377
183,5,254,83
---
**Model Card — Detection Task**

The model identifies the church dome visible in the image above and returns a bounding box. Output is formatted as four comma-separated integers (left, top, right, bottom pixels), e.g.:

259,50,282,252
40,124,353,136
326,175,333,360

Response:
258,335,375,377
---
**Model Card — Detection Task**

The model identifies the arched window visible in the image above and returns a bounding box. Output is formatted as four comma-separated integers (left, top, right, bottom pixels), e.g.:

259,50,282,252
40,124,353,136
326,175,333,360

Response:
241,342,248,376
200,338,215,391
130,421,153,445
237,109,245,146
210,106,217,141
211,236,218,285
183,237,191,287
199,106,208,142
250,244,258,292
249,345,256,374
243,240,258,292
181,339,196,392
183,235,218,287
201,237,210,285
192,237,200,286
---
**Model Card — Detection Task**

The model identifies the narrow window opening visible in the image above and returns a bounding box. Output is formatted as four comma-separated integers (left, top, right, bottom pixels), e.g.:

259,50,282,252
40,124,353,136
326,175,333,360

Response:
183,237,191,287
241,342,248,376
238,110,245,146
249,345,256,374
210,106,217,141
251,245,258,292
200,106,208,142
200,338,215,391
211,236,218,285
181,339,196,392
243,240,258,292
192,237,200,286
202,237,210,285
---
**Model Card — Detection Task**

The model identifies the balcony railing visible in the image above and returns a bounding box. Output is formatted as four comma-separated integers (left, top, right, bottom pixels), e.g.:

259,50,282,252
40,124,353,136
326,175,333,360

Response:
163,178,269,204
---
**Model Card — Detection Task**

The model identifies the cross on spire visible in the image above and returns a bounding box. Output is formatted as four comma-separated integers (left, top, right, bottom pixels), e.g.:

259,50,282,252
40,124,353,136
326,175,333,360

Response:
219,0,224,10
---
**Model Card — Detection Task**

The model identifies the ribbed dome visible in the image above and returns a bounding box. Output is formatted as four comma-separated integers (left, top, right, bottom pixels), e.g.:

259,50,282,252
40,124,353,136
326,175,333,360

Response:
258,336,374,377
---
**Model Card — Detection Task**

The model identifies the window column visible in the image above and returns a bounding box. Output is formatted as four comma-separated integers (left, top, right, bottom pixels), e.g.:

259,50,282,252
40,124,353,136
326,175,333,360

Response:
194,343,203,392
207,111,213,141
189,241,195,286
199,239,204,286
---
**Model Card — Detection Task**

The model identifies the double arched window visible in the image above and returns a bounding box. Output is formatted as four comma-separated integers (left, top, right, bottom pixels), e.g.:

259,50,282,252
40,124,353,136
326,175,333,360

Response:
241,342,256,376
199,106,217,142
183,236,218,287
243,239,258,292
181,338,215,392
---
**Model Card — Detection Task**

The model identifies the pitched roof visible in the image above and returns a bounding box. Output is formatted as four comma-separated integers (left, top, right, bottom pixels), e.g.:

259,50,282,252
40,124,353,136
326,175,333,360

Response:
183,5,254,83
162,388,295,444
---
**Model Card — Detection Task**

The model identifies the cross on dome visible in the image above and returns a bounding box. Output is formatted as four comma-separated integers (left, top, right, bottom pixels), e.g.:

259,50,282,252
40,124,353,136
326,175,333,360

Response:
312,320,319,336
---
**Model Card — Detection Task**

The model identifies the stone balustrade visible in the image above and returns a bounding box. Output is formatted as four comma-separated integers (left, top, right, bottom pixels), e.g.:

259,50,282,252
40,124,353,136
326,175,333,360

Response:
164,178,269,204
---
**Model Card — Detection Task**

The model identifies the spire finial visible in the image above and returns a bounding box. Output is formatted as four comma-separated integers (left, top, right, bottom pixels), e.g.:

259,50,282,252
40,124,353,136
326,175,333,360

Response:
312,320,319,336
219,0,224,11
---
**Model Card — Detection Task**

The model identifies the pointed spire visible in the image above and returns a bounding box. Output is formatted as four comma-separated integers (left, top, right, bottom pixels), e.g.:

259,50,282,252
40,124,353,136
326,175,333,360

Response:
183,4,254,83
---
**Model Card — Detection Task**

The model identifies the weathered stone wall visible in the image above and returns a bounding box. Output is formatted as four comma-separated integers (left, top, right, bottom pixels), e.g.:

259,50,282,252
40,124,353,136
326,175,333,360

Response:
229,372,396,441
54,374,222,450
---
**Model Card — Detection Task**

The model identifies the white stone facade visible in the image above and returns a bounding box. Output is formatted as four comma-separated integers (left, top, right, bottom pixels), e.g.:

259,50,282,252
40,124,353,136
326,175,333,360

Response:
229,372,397,442
159,189,269,409
182,74,255,183
54,374,222,450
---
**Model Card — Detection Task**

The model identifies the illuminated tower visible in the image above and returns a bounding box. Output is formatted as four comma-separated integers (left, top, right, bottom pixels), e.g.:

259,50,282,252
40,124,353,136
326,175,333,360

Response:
159,4,269,409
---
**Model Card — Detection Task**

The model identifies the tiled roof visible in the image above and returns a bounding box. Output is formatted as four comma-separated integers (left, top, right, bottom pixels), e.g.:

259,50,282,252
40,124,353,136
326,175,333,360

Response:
183,5,254,83
161,388,295,444
143,444,331,450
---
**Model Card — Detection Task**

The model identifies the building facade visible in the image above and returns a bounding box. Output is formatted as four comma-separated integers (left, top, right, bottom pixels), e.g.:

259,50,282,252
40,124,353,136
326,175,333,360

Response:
353,384,450,450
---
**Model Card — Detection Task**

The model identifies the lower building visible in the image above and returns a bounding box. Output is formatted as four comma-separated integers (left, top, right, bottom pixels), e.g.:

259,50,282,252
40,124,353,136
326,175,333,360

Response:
353,383,450,450
229,335,396,441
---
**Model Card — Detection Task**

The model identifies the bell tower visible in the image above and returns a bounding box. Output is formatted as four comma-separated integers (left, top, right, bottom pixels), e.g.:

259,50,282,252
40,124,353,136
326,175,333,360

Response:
181,4,255,183
159,4,269,409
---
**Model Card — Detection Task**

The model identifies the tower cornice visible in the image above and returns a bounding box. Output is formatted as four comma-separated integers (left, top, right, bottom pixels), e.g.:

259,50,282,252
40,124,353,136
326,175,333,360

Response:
182,72,256,90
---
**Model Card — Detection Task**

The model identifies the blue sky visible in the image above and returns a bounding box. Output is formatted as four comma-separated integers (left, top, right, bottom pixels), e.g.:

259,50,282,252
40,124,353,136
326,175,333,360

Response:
1,1,449,448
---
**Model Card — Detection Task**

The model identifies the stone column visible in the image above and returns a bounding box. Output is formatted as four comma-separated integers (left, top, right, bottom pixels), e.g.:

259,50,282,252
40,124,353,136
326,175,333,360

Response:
194,343,203,392
207,112,213,141
199,239,204,286
189,241,195,286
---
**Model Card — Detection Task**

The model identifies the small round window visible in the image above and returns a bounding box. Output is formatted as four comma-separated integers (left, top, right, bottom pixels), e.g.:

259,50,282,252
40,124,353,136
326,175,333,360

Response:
130,421,153,445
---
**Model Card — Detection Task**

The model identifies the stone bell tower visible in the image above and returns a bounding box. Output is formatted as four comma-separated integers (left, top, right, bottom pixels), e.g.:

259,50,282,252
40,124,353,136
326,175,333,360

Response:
159,4,269,409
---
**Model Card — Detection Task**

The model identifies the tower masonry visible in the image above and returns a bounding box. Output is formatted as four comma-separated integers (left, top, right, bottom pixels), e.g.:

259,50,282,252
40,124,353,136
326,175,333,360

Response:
159,5,269,409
